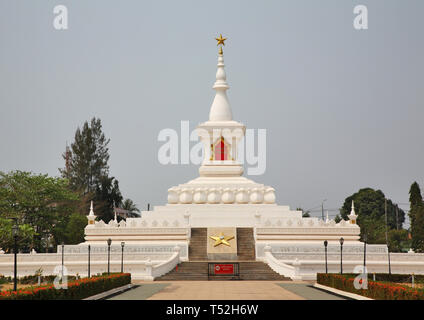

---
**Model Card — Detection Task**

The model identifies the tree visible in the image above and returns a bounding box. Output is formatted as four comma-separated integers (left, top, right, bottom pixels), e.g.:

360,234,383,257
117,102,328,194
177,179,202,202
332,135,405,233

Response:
412,206,424,252
0,217,35,253
122,198,141,217
409,182,423,208
65,213,87,244
60,117,126,224
388,229,409,252
61,117,110,194
409,182,424,252
93,175,123,223
296,208,310,218
409,181,423,232
122,199,140,213
340,188,406,246
0,171,78,252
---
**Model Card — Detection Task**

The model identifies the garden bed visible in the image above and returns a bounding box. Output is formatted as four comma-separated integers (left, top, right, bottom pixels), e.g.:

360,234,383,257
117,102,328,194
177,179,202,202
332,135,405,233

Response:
0,273,131,300
317,273,424,300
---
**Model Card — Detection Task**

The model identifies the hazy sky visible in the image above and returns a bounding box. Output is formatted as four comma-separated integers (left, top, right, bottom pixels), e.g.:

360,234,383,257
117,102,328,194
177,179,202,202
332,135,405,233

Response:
1,1,423,224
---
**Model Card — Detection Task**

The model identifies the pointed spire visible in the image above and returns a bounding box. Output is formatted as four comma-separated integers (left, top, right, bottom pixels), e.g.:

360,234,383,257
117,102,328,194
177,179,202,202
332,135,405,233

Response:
209,35,232,121
89,200,95,217
87,200,96,226
326,211,329,223
113,201,117,221
348,200,358,224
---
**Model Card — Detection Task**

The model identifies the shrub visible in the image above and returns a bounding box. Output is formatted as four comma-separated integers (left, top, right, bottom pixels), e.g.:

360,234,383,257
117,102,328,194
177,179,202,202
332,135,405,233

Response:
0,275,12,285
334,273,424,284
317,273,424,300
0,273,131,300
18,274,77,285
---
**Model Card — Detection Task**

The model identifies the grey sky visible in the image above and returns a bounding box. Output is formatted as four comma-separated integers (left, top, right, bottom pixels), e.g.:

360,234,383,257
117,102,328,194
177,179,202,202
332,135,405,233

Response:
1,1,423,224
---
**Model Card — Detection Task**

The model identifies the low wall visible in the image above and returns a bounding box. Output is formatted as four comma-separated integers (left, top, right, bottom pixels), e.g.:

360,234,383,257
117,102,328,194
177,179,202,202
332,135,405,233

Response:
0,244,185,280
258,242,424,280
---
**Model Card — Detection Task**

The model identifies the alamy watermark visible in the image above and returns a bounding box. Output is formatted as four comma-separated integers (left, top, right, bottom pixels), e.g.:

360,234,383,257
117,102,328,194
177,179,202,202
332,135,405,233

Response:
53,265,68,289
353,5,368,30
353,265,368,290
53,5,68,30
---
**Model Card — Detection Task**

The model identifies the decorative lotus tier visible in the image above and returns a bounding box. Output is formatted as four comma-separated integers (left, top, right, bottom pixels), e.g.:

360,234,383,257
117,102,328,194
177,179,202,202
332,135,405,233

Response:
167,186,276,204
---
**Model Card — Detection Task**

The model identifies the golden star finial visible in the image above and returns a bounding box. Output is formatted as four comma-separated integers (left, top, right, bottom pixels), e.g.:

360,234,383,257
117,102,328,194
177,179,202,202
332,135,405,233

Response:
215,34,227,46
209,232,234,247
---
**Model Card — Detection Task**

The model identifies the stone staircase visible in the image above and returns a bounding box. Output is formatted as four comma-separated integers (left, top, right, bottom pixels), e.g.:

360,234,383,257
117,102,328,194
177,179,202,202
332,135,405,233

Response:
236,228,255,261
155,261,291,281
155,227,290,281
238,262,291,280
155,262,209,281
189,228,208,261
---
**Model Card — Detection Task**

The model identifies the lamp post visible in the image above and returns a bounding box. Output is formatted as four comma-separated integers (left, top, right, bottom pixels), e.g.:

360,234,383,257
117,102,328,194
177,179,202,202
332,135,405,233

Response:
88,245,91,278
323,240,328,274
12,223,18,292
339,237,344,274
61,242,65,280
107,238,112,274
121,242,125,273
363,234,367,269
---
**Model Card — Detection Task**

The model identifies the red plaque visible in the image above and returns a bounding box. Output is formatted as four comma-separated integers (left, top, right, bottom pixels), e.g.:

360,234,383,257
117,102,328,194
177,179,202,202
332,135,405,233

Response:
214,264,234,274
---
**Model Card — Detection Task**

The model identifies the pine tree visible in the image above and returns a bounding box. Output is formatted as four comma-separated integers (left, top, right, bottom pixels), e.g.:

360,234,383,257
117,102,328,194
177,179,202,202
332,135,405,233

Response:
60,117,110,194
409,182,424,252
409,182,423,227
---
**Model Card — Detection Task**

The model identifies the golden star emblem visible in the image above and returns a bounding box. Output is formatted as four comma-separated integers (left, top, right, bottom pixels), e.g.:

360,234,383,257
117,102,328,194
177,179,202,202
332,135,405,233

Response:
210,232,234,247
215,34,227,46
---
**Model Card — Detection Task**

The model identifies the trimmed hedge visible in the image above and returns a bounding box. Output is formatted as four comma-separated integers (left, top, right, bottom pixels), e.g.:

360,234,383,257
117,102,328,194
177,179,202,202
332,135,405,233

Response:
317,273,424,300
0,273,131,300
331,273,424,284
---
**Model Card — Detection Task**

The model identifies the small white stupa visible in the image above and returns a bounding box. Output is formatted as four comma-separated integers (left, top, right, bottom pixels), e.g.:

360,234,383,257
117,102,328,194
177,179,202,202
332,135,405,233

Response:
348,201,358,224
86,200,96,226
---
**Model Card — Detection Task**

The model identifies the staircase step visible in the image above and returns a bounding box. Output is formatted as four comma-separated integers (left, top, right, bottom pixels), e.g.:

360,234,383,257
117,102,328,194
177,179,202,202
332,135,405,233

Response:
155,261,291,281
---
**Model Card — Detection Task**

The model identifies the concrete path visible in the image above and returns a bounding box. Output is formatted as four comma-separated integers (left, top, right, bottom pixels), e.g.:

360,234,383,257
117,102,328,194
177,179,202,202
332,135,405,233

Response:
147,281,304,300
277,283,346,300
109,281,306,300
108,283,170,300
108,281,345,300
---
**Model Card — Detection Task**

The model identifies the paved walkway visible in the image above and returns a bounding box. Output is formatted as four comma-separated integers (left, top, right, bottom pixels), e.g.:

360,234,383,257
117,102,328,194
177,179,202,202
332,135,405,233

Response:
277,283,346,300
108,283,169,300
108,281,344,300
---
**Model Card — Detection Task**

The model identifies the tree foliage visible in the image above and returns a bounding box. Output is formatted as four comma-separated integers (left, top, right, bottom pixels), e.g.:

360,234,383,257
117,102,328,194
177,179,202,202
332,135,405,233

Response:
60,117,124,223
409,182,424,252
60,117,110,194
0,171,79,252
122,199,140,213
65,213,87,244
93,176,123,222
340,188,406,249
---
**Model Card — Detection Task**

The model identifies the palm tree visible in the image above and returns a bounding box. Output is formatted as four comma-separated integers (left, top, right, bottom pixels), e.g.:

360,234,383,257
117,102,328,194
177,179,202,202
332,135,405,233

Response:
122,199,140,216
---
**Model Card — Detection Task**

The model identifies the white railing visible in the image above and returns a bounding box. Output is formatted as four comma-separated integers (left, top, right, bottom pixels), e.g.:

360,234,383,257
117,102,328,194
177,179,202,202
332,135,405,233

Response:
0,252,175,280
262,245,302,280
150,246,180,279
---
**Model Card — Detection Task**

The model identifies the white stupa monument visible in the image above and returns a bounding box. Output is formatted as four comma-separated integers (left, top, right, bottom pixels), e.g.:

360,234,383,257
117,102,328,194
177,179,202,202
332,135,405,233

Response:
85,35,362,239
78,35,424,280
